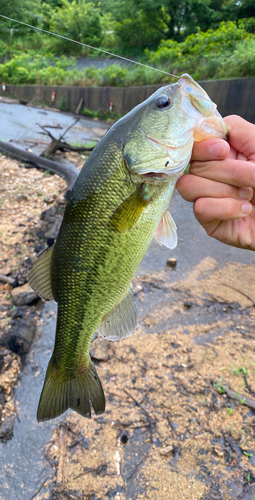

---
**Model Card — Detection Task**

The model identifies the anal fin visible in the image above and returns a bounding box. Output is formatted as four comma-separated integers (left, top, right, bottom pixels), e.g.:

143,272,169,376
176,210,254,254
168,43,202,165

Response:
154,211,177,249
28,245,54,301
98,286,138,341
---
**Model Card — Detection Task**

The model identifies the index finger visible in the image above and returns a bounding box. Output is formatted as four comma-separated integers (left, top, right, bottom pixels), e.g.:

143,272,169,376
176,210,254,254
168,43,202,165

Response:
224,115,255,161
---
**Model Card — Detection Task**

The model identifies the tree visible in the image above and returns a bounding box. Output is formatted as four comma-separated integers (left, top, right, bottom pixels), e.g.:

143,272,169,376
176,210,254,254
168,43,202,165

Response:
0,0,41,41
50,0,103,53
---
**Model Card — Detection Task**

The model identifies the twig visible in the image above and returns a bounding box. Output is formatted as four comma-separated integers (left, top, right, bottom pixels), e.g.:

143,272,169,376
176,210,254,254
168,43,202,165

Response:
59,117,80,141
29,470,55,500
221,384,255,410
125,456,148,481
124,389,154,442
74,463,109,480
0,274,14,285
75,98,83,115
24,139,49,145
36,123,55,141
42,124,63,129
243,374,255,398
221,283,255,306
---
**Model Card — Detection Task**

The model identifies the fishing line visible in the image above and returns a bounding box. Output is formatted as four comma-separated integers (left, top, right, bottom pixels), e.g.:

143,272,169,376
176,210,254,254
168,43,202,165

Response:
0,14,179,79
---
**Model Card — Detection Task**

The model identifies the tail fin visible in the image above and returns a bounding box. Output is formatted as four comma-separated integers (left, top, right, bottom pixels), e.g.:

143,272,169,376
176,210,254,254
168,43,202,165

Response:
37,357,105,422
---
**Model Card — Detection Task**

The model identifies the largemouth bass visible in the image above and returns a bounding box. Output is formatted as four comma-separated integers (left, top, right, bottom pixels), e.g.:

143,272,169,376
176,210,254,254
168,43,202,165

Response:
29,74,228,422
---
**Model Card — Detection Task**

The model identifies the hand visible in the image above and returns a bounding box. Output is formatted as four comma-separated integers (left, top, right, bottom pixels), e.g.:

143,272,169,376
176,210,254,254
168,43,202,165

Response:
177,115,255,250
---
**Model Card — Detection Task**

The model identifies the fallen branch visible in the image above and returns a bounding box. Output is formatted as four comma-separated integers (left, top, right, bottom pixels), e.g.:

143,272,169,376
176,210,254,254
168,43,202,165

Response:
0,274,15,285
37,118,96,157
0,140,79,190
215,382,255,410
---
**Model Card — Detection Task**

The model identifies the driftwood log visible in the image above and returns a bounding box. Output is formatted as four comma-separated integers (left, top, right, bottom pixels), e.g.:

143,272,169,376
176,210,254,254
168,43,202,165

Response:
0,140,79,190
38,118,96,157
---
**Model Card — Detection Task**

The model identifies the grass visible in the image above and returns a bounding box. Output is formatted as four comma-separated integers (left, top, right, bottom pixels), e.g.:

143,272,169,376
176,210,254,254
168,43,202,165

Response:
69,140,96,148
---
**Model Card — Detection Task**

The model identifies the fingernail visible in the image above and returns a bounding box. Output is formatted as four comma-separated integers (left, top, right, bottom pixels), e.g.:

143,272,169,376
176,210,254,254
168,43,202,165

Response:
239,187,252,199
210,142,228,158
241,202,252,214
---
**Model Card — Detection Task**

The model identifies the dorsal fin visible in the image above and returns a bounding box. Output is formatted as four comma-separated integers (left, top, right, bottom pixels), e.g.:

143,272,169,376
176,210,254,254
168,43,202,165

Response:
97,286,137,341
28,245,54,301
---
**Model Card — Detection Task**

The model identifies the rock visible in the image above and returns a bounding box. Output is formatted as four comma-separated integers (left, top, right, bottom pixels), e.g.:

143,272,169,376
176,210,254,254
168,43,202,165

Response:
0,390,5,406
166,258,177,269
0,416,15,440
11,305,27,319
34,243,46,254
214,447,224,457
17,194,28,202
3,283,12,291
36,230,45,240
44,216,62,240
120,431,129,444
40,206,56,223
90,337,108,361
159,445,174,456
133,284,143,295
11,283,39,306
14,257,33,287
0,266,11,276
2,318,36,354
184,300,193,309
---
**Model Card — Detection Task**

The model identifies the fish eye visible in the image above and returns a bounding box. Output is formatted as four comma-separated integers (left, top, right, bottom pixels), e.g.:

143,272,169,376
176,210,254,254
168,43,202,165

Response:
156,95,171,109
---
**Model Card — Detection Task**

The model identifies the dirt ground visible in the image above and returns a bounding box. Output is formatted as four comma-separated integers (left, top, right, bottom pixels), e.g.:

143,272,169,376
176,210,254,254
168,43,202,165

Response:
1,151,255,500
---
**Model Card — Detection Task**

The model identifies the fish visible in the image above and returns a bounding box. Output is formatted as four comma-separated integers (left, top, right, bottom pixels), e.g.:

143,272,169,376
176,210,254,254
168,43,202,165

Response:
28,74,228,422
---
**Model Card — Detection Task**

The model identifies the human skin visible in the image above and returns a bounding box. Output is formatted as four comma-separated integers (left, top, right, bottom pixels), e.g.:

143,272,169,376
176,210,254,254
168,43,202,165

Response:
177,115,255,250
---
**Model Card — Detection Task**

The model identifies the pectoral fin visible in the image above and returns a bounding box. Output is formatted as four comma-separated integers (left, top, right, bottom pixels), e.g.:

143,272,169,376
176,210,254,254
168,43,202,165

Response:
28,245,54,301
98,286,137,341
154,211,177,249
109,183,151,232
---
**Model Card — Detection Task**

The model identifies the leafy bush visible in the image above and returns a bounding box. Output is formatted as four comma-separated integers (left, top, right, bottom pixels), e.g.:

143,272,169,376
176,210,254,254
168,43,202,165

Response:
148,21,255,80
1,20,255,86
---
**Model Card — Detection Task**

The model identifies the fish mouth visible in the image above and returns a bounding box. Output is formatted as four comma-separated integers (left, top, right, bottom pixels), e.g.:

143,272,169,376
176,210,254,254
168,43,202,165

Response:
178,74,229,141
141,171,169,179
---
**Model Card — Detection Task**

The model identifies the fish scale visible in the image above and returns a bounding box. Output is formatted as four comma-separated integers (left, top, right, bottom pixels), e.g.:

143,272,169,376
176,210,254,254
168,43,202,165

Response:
29,74,228,421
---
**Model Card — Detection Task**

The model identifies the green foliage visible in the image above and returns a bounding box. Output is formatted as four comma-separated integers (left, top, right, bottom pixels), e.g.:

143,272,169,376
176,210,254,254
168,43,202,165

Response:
2,18,255,85
0,52,76,85
114,12,163,53
1,3,255,87
0,40,10,63
49,0,103,54
149,21,255,80
226,407,234,415
58,95,67,111
80,107,103,119
80,107,121,121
